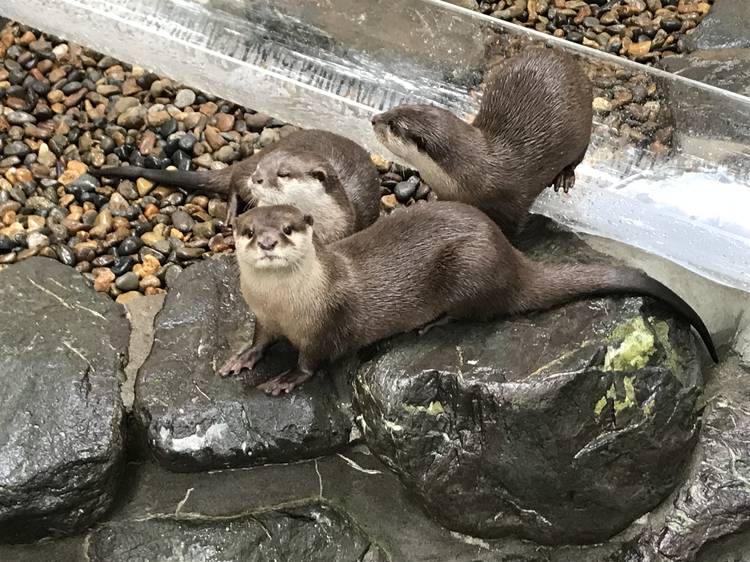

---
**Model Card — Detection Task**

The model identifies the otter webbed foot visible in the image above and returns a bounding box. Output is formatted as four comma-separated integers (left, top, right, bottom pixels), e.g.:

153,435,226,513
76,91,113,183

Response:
217,346,264,378
552,166,576,194
257,367,315,395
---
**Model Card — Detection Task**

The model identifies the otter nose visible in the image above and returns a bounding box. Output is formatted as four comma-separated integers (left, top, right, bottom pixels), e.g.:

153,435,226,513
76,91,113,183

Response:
258,236,277,251
251,172,263,185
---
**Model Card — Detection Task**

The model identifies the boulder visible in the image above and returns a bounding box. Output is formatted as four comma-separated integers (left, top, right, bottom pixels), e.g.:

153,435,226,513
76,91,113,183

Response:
640,357,750,561
354,293,704,544
0,257,128,542
134,255,353,471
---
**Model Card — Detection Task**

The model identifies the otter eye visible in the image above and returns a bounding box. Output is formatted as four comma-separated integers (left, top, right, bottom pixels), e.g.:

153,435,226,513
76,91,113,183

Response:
245,228,255,238
282,225,293,236
277,171,290,178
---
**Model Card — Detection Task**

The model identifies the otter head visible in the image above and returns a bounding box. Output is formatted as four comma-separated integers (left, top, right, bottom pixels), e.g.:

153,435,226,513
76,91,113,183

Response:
249,150,337,208
234,205,315,271
371,105,472,193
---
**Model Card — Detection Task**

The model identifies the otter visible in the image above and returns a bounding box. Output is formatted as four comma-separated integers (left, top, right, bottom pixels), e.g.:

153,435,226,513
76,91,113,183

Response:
92,129,380,243
218,202,717,395
371,48,593,237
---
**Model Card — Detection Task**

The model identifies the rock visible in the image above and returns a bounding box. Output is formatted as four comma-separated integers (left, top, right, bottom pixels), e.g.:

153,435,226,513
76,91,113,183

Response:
92,267,116,292
25,232,48,250
115,271,140,292
0,258,127,542
352,220,705,545
136,177,154,197
87,503,380,562
134,255,352,470
259,127,281,147
370,153,390,172
173,88,196,109
117,106,146,129
637,358,750,559
690,0,750,50
170,210,194,233
658,49,750,142
393,176,420,203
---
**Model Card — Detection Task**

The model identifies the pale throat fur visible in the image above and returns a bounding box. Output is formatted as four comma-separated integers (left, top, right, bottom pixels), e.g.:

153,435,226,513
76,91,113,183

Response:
236,229,329,348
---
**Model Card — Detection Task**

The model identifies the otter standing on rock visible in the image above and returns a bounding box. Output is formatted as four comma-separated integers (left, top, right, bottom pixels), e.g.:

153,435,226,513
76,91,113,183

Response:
92,129,381,243
219,202,717,395
371,48,593,236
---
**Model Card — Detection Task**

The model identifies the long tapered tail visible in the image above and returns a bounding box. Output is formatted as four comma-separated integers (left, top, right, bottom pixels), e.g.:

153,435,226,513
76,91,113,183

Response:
90,166,231,194
514,261,718,362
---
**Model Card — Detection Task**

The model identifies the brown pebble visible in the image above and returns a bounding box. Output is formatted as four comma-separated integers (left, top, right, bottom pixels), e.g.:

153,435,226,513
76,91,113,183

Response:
380,194,398,210
75,261,92,273
139,274,161,290
92,267,116,292
136,177,154,197
74,240,99,262
116,291,143,304
2,211,16,227
144,287,167,296
27,215,46,231
215,113,235,132
199,101,218,116
0,252,16,264
143,203,160,220
204,126,226,150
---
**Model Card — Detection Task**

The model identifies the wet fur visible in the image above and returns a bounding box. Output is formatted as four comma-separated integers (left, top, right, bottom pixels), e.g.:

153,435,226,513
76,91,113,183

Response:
373,48,593,236
92,129,380,242
229,202,717,393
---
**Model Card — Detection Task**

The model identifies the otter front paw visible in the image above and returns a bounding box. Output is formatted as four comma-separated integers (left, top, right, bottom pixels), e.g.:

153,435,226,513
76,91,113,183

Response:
553,167,576,194
257,368,314,396
217,348,263,378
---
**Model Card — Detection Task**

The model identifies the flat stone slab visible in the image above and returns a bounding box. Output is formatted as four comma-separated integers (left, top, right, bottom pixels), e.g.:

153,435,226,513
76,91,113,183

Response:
134,255,353,471
0,257,128,543
87,503,385,562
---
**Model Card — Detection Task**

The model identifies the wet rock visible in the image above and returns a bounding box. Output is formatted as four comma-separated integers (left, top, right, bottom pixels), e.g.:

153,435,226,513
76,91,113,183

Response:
355,297,703,545
690,0,750,50
0,258,127,542
636,358,750,560
352,221,704,545
115,271,140,292
134,255,352,471
87,503,381,562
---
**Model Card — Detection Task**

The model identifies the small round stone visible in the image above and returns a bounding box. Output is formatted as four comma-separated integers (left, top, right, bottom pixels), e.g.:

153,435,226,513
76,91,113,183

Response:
115,271,140,292
174,89,196,109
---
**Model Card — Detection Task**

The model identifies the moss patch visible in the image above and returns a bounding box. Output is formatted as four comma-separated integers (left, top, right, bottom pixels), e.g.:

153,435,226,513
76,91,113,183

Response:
604,317,655,372
403,401,445,416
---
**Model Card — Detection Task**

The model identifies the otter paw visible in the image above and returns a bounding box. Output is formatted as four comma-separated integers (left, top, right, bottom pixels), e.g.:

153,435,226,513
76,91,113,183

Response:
217,349,261,378
257,369,314,396
553,167,576,194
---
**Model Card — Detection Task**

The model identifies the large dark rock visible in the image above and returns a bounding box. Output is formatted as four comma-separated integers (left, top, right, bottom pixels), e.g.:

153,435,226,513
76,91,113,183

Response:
88,503,385,562
689,0,750,51
658,48,750,144
354,294,704,545
0,257,128,543
134,255,353,471
635,357,750,561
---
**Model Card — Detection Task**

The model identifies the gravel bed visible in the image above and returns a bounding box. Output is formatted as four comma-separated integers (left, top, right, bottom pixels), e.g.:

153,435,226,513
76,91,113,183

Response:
0,21,424,302
461,0,714,63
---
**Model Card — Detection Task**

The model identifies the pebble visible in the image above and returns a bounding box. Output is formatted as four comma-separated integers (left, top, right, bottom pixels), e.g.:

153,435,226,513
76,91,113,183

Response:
115,271,140,292
26,232,49,250
136,177,154,197
116,291,143,305
394,176,420,203
93,267,115,292
174,89,196,108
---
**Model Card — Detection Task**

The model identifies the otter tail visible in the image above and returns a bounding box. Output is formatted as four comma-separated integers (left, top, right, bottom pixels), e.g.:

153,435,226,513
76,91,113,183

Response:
90,166,231,194
514,261,718,362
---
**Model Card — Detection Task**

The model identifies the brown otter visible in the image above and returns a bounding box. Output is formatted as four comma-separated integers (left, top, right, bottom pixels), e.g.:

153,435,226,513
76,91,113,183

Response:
92,129,380,243
371,48,593,237
219,202,717,394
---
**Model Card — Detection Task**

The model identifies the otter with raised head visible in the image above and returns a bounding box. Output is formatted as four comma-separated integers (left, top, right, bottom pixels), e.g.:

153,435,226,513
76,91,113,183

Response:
92,129,380,243
219,202,717,394
371,48,593,236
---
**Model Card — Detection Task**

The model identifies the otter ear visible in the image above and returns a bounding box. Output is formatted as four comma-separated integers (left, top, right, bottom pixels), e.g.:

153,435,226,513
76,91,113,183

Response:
310,167,327,183
303,214,314,227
